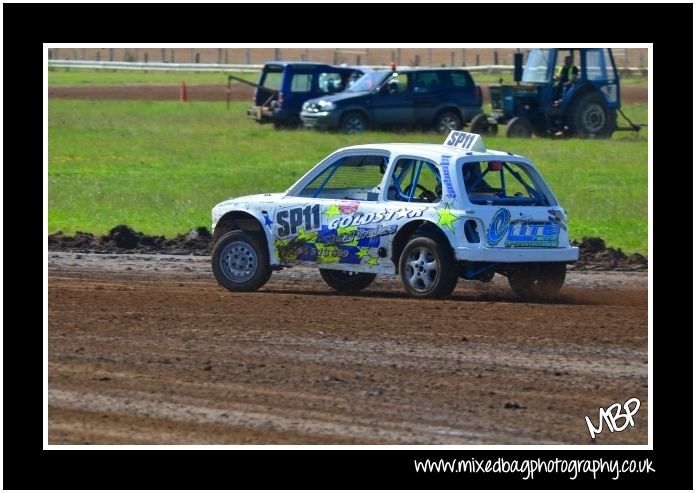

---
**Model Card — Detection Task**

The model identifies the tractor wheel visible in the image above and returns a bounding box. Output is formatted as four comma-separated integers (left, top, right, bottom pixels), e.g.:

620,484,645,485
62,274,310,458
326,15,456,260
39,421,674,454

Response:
470,113,498,136
533,122,551,138
505,116,533,138
569,92,617,138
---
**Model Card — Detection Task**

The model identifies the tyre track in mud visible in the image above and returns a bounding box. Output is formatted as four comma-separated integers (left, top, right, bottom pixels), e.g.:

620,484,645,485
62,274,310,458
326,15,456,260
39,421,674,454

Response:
48,253,648,445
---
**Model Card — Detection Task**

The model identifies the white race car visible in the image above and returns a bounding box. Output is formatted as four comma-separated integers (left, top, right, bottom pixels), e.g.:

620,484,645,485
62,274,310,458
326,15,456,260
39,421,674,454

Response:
211,131,579,298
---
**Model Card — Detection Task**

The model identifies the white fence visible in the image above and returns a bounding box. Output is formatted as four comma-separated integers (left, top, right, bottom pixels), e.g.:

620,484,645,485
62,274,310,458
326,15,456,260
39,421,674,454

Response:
48,59,647,76
48,60,264,73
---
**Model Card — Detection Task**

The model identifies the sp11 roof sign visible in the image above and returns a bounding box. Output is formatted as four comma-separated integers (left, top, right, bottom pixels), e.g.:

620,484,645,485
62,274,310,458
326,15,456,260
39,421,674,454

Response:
443,131,485,152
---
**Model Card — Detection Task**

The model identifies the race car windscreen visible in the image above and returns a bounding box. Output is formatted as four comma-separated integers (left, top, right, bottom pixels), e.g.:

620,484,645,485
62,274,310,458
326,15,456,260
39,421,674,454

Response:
462,161,550,206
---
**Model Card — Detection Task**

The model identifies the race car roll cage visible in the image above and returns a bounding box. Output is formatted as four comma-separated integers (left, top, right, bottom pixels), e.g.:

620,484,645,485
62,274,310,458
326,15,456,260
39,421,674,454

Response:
464,161,549,206
307,154,548,207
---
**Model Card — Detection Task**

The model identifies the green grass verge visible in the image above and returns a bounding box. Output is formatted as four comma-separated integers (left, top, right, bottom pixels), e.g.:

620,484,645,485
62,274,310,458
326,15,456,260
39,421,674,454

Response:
48,100,648,254
48,68,648,87
48,68,257,85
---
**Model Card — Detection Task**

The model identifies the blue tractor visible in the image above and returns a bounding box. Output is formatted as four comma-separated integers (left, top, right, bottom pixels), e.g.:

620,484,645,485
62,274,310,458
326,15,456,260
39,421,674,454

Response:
470,48,639,138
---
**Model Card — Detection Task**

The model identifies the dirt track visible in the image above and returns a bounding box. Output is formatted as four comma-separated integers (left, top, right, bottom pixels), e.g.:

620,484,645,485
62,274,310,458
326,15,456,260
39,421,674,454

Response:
48,83,648,104
48,253,648,445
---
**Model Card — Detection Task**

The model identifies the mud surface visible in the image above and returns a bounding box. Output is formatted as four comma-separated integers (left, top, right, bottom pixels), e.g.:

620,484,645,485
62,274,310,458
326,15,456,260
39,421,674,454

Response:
48,226,648,271
48,252,648,445
49,83,648,104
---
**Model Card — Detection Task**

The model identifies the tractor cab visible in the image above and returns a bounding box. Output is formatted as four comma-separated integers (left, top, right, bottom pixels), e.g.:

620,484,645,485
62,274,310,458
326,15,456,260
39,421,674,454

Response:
471,48,627,139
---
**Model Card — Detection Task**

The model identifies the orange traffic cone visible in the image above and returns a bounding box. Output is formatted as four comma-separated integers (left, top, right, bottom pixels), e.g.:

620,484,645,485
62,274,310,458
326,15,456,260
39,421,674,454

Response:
180,81,188,102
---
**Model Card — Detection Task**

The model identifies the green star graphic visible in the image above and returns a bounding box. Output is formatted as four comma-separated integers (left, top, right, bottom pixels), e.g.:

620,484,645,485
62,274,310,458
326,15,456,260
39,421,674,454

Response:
323,203,341,221
367,256,379,267
356,247,370,259
297,227,318,243
436,203,460,233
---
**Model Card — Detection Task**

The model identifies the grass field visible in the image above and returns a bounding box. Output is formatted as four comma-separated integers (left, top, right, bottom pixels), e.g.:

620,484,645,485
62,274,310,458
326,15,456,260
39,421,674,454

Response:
47,68,649,87
48,100,648,253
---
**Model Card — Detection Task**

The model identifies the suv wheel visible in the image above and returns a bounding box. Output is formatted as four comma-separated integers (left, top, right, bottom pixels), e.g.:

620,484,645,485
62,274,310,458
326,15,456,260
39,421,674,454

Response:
340,112,366,134
435,111,462,133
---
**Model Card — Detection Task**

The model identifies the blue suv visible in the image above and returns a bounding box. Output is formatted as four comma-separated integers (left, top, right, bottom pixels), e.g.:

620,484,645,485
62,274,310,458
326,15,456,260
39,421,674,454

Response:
247,62,366,128
300,68,483,133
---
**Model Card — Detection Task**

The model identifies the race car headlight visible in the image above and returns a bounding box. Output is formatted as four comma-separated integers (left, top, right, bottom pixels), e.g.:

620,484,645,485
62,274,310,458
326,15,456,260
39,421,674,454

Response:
302,101,310,110
318,100,336,111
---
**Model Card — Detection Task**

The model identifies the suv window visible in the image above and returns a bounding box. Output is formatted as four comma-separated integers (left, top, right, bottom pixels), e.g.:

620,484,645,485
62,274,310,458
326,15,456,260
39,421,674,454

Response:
388,158,441,203
412,71,440,92
296,155,388,201
261,69,283,91
291,73,313,92
385,73,409,94
448,71,472,88
317,72,346,93
349,71,389,92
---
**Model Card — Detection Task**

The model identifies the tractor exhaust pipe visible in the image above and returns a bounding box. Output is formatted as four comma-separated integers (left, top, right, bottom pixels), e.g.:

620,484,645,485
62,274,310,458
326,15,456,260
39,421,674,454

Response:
513,52,523,84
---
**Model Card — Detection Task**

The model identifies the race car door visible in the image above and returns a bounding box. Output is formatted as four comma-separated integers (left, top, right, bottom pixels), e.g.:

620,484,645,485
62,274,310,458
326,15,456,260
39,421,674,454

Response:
275,153,395,272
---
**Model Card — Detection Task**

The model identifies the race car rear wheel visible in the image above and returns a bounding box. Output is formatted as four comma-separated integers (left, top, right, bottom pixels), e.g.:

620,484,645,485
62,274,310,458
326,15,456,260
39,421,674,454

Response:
212,230,271,292
399,236,458,298
319,269,376,293
507,262,566,299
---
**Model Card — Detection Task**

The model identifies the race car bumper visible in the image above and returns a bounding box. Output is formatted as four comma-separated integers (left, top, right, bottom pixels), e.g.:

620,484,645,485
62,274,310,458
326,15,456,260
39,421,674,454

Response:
455,246,579,263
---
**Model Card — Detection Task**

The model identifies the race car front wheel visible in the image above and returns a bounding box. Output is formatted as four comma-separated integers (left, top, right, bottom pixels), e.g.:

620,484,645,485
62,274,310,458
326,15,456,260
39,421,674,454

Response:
212,230,271,292
399,236,458,298
319,269,376,293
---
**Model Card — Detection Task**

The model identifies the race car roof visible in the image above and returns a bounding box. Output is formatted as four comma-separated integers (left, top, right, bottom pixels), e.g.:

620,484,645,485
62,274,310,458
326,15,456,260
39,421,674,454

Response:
342,143,515,162
341,132,519,163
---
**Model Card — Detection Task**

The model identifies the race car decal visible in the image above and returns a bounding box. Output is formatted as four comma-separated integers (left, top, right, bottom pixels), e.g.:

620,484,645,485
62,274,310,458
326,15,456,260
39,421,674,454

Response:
487,208,511,246
486,208,560,248
275,221,394,266
440,155,456,200
505,222,560,248
262,211,273,228
435,203,460,233
547,208,568,231
322,224,397,246
339,200,360,214
328,207,425,229
276,204,321,238
323,203,341,221
443,130,486,152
